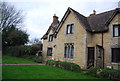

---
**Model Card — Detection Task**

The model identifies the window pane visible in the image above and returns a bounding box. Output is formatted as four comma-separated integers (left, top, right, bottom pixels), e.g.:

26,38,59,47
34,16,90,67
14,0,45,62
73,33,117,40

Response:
67,46,70,58
112,48,120,63
70,24,74,34
119,26,120,36
66,24,74,34
114,27,118,36
71,46,74,58
68,25,70,34
49,35,53,42
64,46,67,58
66,46,68,58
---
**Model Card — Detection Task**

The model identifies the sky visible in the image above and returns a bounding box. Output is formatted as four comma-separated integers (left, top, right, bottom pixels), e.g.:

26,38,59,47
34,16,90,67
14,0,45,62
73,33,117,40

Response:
2,0,120,40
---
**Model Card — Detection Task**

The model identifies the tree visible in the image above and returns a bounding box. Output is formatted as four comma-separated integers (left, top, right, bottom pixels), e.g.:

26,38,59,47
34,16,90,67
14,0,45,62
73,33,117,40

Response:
2,25,29,47
0,2,29,47
2,25,16,47
8,29,29,46
0,2,23,32
29,38,43,53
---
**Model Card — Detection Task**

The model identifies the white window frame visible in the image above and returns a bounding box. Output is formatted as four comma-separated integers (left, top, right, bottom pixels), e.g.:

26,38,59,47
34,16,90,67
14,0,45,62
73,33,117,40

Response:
66,23,74,34
64,43,74,59
111,23,120,38
48,34,53,42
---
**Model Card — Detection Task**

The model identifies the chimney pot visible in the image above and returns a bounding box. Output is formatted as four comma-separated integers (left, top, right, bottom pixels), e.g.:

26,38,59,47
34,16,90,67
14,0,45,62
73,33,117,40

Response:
89,10,96,17
54,14,56,16
93,10,96,15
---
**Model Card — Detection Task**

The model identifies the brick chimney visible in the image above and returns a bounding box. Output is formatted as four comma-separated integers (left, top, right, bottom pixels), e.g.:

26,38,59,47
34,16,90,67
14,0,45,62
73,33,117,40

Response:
51,14,59,27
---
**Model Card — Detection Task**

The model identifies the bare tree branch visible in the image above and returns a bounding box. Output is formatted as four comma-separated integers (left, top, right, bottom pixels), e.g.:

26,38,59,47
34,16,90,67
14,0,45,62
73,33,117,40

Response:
0,2,23,32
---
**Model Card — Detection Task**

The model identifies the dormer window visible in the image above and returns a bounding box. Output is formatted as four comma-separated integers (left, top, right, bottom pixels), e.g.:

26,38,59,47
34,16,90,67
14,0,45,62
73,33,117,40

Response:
113,24,120,37
48,34,53,42
66,24,74,34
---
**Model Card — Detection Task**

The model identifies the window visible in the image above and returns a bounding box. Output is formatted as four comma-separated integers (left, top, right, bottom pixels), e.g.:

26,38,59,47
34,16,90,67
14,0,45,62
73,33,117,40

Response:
47,48,53,56
66,24,74,34
64,43,74,59
48,34,53,42
113,24,120,37
112,48,120,63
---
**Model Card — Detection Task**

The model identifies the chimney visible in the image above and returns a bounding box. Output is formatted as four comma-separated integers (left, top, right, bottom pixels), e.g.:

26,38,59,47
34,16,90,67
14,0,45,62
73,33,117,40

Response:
93,10,96,15
89,10,96,16
52,14,59,27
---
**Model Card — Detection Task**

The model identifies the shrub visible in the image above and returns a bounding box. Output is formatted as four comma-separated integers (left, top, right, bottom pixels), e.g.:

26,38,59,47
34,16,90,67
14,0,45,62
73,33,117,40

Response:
87,68,97,77
70,63,81,72
46,60,56,66
46,60,81,72
99,68,120,80
34,56,43,63
60,62,71,70
54,61,60,67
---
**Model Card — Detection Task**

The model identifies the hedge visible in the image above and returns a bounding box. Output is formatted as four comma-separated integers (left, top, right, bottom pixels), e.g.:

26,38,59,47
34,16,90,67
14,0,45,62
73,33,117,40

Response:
3,45,43,63
87,68,120,80
4,45,41,57
46,60,81,72
99,68,120,80
87,68,97,77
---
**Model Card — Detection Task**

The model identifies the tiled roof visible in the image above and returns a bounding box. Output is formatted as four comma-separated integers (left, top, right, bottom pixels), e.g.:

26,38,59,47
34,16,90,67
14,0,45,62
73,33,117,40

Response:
87,10,115,32
70,8,117,33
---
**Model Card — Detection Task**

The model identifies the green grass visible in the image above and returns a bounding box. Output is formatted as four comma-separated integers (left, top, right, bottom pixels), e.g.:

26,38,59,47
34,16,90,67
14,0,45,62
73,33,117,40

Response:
2,55,38,64
2,55,98,79
3,65,98,79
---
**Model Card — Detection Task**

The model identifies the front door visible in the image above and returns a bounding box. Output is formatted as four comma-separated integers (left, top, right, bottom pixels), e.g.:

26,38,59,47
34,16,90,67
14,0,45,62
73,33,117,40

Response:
87,47,94,69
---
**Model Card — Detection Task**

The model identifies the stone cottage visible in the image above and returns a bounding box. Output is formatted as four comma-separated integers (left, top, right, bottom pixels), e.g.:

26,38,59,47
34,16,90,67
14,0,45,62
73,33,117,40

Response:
41,7,120,69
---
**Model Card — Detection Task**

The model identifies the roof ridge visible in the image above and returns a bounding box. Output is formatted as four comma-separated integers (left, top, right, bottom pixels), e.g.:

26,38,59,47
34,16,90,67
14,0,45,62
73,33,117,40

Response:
92,8,116,16
69,7,87,18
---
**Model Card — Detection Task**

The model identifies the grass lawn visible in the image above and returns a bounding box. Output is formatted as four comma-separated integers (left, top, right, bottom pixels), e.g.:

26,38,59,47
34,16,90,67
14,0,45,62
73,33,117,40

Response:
2,55,98,79
2,55,38,64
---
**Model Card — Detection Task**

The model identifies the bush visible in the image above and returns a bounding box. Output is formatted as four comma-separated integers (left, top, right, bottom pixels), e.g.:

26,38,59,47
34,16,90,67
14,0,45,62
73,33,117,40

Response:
54,61,60,67
34,56,43,63
70,63,81,72
46,60,56,66
87,68,97,77
87,68,120,80
60,62,71,70
46,60,81,72
99,68,120,80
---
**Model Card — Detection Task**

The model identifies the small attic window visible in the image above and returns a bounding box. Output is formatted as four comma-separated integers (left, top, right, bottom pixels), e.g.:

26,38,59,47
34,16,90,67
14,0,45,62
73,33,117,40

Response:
48,34,53,42
113,24,120,37
66,24,74,34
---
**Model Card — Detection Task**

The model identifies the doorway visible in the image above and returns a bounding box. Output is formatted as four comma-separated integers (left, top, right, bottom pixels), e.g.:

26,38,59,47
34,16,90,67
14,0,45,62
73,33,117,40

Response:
87,47,94,69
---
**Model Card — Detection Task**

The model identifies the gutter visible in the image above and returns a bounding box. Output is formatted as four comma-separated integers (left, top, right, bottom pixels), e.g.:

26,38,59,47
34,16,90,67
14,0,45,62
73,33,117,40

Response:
102,31,104,67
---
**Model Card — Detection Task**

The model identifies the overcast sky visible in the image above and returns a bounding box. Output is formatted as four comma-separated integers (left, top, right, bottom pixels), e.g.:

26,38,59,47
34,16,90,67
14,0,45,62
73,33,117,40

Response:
3,0,120,40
